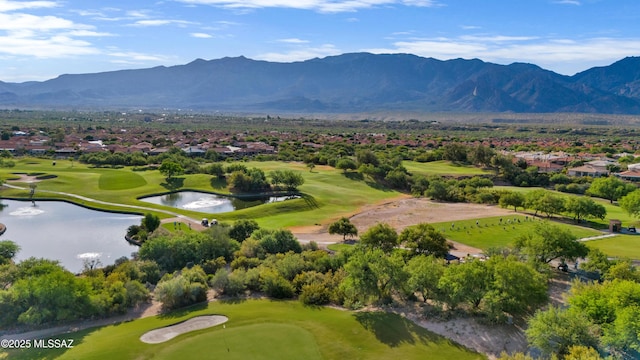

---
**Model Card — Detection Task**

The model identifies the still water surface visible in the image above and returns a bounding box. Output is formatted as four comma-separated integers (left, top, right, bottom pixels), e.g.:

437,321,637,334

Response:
0,199,141,273
140,191,297,213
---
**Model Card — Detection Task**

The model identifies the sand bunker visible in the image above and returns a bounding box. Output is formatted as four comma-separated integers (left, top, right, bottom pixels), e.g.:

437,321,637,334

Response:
140,315,229,344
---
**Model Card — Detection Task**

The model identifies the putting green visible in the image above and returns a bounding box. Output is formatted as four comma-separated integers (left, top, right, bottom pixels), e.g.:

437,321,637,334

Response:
98,170,147,190
155,323,323,360
5,300,485,360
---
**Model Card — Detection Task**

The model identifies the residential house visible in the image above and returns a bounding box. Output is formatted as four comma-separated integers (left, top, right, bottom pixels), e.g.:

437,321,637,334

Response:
567,164,609,177
616,169,640,182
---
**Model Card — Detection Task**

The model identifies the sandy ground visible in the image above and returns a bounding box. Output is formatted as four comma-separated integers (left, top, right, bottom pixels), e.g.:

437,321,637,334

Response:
407,312,528,358
293,197,514,257
139,315,228,344
6,174,40,183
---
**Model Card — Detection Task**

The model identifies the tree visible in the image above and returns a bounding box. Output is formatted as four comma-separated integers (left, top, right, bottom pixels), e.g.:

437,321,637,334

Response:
159,160,183,180
229,219,260,242
568,280,640,356
398,223,449,258
2,263,95,325
525,189,565,217
565,197,606,223
438,259,491,309
514,222,589,264
251,229,302,254
141,213,161,233
580,247,612,276
405,255,443,302
359,223,398,253
154,266,208,310
425,179,450,201
442,143,468,163
204,163,225,178
341,248,407,306
335,158,357,172
483,256,548,320
276,170,304,191
564,346,603,360
306,162,315,172
0,240,19,265
588,176,635,203
469,144,495,167
355,149,380,167
499,191,525,211
328,217,358,241
619,189,640,217
526,306,599,357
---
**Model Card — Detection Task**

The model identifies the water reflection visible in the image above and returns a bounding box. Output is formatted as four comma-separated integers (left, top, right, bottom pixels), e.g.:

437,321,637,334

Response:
0,200,141,273
140,191,298,213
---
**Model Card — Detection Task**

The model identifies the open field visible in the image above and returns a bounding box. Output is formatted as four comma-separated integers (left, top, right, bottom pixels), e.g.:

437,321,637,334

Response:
494,186,639,229
403,160,491,177
2,300,485,360
586,234,640,259
431,215,603,250
0,159,403,229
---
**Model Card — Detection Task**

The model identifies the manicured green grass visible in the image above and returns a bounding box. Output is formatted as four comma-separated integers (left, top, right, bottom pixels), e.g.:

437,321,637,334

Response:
3,300,484,360
98,170,147,190
587,234,640,259
494,186,639,230
0,158,403,229
182,161,404,228
326,243,355,252
403,160,491,177
431,215,602,250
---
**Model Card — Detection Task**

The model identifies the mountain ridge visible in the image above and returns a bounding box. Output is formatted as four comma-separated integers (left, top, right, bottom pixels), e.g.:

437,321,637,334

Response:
2,53,640,114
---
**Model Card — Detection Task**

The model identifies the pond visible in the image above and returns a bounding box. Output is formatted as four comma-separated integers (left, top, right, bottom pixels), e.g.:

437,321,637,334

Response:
0,199,141,273
139,191,298,213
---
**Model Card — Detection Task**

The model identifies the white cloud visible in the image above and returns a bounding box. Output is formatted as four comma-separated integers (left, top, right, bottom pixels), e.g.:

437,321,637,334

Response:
0,10,102,58
553,0,581,5
256,44,340,62
277,38,309,44
131,19,195,27
459,35,539,42
191,32,212,38
108,51,171,62
66,29,114,37
365,35,640,74
126,10,151,18
175,0,439,13
0,35,98,57
0,0,58,12
0,13,83,31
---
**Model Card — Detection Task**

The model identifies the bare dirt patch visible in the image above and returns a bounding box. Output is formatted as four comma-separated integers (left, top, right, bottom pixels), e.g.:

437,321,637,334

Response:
293,197,513,256
139,315,228,344
407,313,528,359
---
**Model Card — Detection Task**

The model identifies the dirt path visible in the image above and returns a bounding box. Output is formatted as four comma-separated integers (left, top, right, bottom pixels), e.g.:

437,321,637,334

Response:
294,198,513,257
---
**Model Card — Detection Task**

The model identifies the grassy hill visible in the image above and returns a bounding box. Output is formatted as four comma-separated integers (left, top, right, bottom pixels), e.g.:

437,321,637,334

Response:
3,300,485,360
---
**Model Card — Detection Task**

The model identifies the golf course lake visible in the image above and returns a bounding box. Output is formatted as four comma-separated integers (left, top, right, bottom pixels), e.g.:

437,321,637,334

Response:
139,191,298,213
0,199,141,273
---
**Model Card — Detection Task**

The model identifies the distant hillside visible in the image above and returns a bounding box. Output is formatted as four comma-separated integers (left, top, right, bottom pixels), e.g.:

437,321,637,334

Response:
1,53,640,114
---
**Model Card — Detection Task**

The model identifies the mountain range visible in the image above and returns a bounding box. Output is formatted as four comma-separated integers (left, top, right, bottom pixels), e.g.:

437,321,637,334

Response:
2,52,640,114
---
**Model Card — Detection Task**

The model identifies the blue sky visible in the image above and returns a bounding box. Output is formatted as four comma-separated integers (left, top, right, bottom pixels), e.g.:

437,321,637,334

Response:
1,0,639,81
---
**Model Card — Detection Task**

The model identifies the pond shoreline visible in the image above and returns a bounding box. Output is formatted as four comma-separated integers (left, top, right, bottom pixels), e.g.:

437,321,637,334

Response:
136,188,300,201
